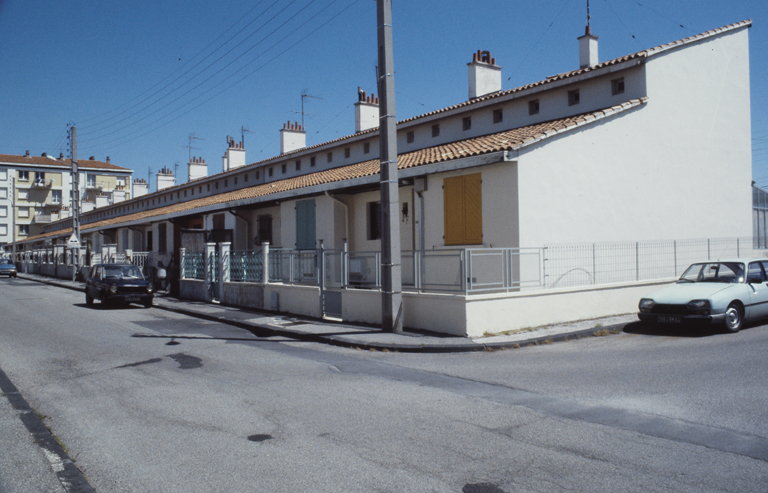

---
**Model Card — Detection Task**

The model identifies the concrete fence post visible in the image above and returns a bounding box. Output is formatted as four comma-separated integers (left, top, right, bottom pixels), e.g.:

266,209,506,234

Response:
180,248,186,279
204,243,215,302
262,242,270,285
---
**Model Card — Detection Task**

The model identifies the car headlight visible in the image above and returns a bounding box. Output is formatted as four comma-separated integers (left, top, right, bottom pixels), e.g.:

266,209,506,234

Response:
109,284,118,294
687,299,711,314
639,299,655,313
146,284,153,293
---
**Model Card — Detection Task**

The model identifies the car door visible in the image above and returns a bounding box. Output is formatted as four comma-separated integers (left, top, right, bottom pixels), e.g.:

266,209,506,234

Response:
746,262,768,320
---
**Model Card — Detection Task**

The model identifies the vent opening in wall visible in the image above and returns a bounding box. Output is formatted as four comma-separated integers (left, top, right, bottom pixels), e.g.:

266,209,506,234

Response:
568,89,580,106
612,77,625,96
529,100,540,115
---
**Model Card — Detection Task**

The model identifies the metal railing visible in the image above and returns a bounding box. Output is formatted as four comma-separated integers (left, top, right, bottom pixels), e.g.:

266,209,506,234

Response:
229,250,263,283
182,252,205,280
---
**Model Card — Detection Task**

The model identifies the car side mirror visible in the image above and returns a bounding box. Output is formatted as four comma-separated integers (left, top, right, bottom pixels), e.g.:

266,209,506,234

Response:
748,276,764,284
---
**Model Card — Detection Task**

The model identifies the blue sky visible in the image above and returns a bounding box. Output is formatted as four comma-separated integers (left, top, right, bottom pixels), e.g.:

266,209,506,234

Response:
0,0,765,190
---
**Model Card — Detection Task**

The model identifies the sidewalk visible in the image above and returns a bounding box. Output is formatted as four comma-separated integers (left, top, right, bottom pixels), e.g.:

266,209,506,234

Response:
16,273,637,352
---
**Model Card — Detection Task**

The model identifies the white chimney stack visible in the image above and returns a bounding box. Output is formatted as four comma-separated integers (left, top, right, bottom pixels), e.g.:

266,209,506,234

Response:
133,178,149,198
468,50,502,100
578,25,599,69
280,121,306,154
222,137,246,172
355,88,379,133
156,166,175,191
189,156,208,181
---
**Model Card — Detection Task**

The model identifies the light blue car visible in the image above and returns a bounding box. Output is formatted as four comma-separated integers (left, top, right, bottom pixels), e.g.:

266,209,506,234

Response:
638,258,768,333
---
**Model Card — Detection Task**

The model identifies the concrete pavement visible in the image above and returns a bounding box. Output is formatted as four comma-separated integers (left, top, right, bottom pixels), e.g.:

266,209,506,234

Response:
16,272,636,352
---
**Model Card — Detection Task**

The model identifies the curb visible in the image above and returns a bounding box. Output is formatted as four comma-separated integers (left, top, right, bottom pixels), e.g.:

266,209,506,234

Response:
17,274,627,353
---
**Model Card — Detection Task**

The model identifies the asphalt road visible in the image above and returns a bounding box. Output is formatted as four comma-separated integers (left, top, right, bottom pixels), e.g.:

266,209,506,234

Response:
0,276,766,492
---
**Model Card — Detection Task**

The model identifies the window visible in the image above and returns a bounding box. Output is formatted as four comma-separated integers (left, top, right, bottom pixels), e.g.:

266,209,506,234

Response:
281,164,286,174
748,262,766,282
364,142,370,154
244,174,248,182
269,167,273,177
224,179,228,187
493,109,503,124
568,89,580,106
407,131,414,143
443,173,482,245
18,170,29,181
0,170,6,180
34,171,45,180
0,225,6,236
344,147,350,158
234,177,238,185
18,207,29,218
0,205,6,217
311,156,316,167
463,117,471,131
256,171,260,179
87,174,95,187
19,224,29,235
184,190,187,197
432,124,440,137
327,152,333,163
158,223,167,252
0,188,6,199
295,160,301,171
18,189,28,200
528,100,540,115
199,186,202,193
215,182,219,189
51,190,62,204
207,184,210,191
367,201,382,240
256,215,273,245
612,77,625,96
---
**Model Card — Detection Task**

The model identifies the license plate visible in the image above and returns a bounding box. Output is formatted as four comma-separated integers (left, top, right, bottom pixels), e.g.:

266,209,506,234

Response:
658,316,681,324
126,297,140,302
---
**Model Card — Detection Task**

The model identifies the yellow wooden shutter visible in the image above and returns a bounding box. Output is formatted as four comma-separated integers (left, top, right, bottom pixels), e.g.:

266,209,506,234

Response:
443,173,482,245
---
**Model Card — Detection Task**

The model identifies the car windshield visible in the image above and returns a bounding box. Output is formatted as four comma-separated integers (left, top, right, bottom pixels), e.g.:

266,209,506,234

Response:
679,262,745,284
103,265,144,280
0,259,12,265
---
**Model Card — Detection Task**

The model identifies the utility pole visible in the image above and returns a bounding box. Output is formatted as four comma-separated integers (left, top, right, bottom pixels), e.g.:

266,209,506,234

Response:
69,125,80,282
10,176,15,260
377,0,402,333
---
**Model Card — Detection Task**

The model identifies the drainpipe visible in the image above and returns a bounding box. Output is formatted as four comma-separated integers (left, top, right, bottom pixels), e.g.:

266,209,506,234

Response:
228,210,248,251
324,192,348,246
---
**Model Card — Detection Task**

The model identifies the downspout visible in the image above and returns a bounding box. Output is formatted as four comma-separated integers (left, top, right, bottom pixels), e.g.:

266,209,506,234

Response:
228,210,248,251
324,191,348,245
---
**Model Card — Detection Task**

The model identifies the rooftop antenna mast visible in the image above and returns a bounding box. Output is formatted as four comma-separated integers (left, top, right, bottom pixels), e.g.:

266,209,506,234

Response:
241,125,254,147
299,90,322,128
185,133,204,162
148,166,154,191
587,0,591,28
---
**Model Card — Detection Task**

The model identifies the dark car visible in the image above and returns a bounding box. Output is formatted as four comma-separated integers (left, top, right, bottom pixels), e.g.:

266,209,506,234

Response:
85,263,153,308
0,258,17,277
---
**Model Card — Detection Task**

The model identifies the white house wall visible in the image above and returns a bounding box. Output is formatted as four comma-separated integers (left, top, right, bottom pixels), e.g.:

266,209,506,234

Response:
516,28,751,246
346,188,414,252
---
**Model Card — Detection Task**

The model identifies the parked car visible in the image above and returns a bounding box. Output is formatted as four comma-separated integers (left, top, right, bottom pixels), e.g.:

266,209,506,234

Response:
0,259,17,277
85,263,153,308
638,258,768,332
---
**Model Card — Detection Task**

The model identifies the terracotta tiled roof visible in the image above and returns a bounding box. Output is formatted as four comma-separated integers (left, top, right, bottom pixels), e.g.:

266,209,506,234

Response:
0,154,132,172
20,98,647,244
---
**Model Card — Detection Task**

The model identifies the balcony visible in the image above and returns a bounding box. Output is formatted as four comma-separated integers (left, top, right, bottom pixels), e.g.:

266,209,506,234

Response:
86,181,102,189
32,214,52,224
32,178,53,188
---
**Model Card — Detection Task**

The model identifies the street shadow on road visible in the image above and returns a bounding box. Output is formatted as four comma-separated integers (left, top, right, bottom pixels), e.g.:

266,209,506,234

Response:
74,303,148,310
623,321,727,337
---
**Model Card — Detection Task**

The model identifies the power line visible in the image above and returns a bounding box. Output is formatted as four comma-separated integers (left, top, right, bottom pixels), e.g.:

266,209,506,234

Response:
82,0,362,156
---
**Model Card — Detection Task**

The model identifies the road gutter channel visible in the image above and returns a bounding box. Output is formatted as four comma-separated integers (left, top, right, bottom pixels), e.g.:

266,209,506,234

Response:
0,367,95,493
18,274,626,352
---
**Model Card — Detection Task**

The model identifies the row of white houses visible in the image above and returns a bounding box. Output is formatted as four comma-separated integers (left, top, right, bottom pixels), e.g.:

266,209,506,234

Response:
11,20,756,336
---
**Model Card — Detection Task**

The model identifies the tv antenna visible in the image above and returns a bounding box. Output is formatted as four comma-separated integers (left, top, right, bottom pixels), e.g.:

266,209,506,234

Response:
241,125,254,147
296,90,321,128
185,133,204,162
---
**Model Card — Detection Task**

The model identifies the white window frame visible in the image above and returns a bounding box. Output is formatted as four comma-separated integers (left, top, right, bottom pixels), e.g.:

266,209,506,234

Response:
0,187,6,199
18,207,29,218
0,205,6,217
18,189,28,200
0,169,6,181
0,224,7,236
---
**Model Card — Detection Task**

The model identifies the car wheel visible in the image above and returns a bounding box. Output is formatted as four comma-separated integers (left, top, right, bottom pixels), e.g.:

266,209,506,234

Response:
724,303,743,333
143,299,153,309
85,291,94,306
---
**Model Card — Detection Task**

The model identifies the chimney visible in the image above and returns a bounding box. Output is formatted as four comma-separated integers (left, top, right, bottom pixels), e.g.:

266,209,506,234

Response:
25,150,30,157
81,200,95,213
222,136,246,172
354,88,380,133
578,25,599,68
156,166,175,191
89,156,95,160
106,156,110,164
41,152,47,157
468,50,502,99
189,156,209,181
280,121,306,154
133,178,149,198
95,195,109,208
113,189,126,204
59,153,64,159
